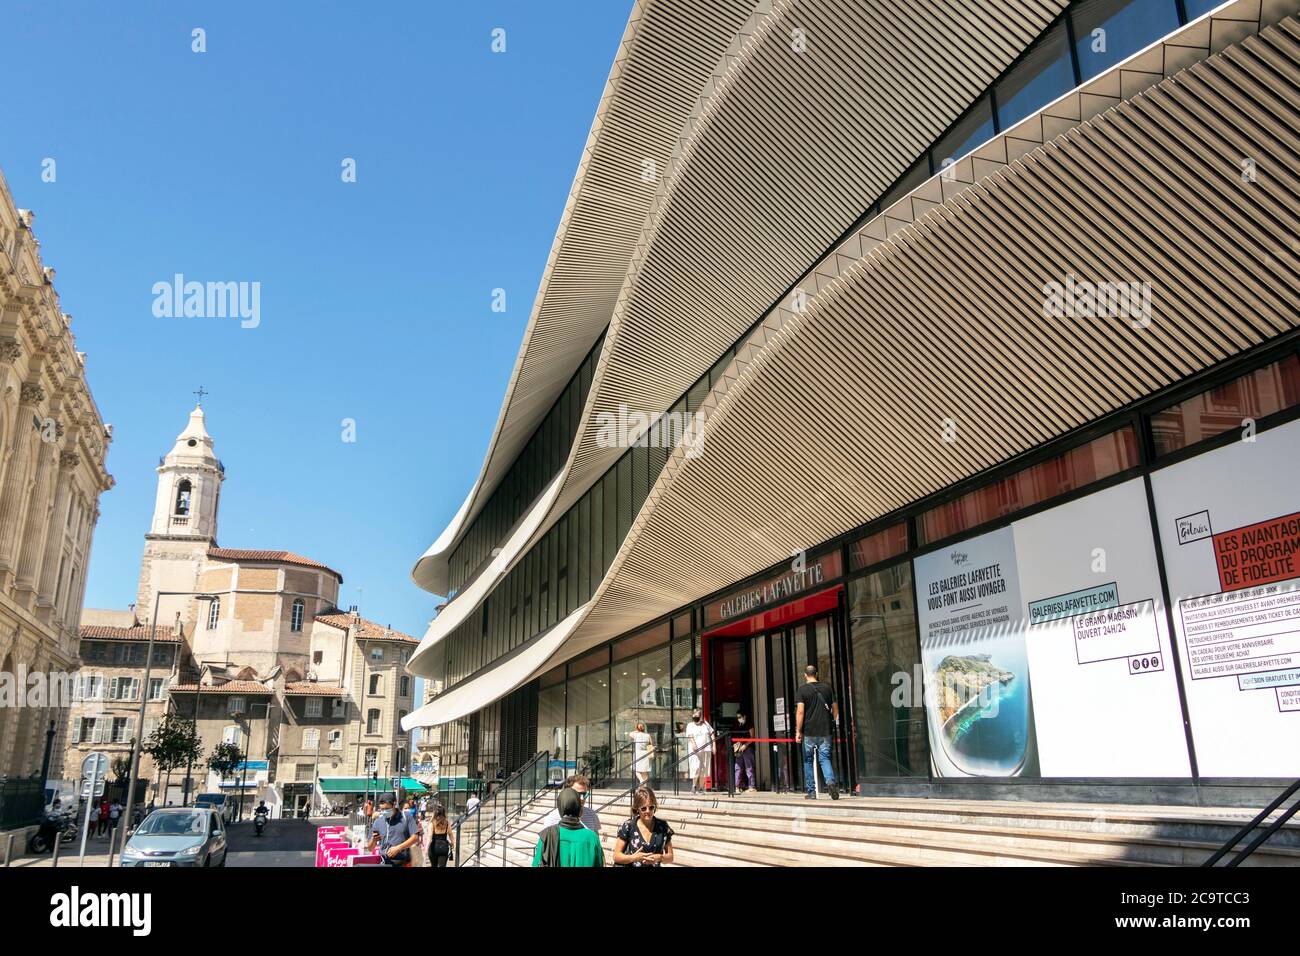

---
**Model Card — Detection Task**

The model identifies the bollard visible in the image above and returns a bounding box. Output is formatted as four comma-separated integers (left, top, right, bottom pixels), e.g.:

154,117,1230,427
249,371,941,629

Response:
4,832,13,867
52,830,61,868
107,826,118,868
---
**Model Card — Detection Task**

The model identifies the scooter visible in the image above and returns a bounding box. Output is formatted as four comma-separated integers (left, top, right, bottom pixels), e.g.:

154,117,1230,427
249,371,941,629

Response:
253,810,268,837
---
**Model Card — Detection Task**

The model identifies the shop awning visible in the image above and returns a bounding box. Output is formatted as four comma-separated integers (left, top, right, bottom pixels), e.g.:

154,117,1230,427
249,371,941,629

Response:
318,777,428,794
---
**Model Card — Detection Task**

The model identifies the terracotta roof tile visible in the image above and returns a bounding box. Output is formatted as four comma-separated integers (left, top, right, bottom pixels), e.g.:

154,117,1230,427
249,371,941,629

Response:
314,611,417,644
79,624,182,643
285,682,346,696
168,680,273,694
207,548,343,581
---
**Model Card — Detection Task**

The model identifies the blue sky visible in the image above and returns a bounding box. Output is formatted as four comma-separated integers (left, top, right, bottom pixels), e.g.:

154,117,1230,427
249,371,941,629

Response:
0,1,632,641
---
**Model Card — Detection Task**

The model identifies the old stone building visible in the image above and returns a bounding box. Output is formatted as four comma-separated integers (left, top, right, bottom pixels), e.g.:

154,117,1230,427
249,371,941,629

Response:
64,404,412,814
0,168,113,785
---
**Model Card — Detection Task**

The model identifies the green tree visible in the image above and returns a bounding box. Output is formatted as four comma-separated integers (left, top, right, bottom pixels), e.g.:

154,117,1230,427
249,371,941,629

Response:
207,741,244,784
144,713,202,800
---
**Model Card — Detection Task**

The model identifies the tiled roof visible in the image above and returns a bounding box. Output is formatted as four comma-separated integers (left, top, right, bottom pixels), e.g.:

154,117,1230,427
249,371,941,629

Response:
314,611,417,644
80,624,182,643
285,682,346,696
168,681,273,694
207,548,343,581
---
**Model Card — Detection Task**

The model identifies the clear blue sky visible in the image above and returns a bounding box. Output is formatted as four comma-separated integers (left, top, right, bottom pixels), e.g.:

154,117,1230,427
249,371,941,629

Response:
0,0,632,640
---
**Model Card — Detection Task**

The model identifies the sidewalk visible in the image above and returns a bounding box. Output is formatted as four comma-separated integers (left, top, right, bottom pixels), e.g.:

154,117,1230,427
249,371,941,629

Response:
4,831,126,869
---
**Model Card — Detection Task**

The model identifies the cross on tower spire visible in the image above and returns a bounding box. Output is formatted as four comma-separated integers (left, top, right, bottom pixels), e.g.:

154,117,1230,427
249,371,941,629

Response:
194,385,208,407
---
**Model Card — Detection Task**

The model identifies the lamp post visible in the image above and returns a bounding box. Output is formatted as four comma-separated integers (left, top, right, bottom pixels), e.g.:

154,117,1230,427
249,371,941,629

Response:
122,591,216,839
181,663,209,805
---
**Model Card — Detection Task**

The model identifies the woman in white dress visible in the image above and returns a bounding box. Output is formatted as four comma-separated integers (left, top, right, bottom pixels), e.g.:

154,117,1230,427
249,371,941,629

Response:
628,722,653,786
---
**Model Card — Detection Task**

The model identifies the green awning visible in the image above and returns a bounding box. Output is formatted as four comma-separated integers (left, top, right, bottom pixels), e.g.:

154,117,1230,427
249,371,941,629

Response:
318,777,428,794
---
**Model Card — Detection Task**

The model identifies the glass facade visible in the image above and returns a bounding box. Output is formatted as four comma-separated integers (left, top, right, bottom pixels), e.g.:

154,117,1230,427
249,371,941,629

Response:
447,332,604,594
849,563,926,777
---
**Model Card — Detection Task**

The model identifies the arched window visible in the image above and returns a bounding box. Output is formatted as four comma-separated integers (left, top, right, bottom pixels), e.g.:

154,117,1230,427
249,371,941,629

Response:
174,479,192,516
207,597,220,630
291,599,305,632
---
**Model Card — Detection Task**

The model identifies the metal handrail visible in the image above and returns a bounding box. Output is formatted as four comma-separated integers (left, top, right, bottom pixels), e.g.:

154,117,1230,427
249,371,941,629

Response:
452,750,550,868
1203,777,1300,867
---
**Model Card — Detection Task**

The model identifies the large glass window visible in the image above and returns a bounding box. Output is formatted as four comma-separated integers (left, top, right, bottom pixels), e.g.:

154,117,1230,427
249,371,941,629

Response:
613,643,672,777
567,652,610,781
1150,354,1300,457
994,23,1075,130
1072,0,1180,81
918,426,1139,544
538,667,567,771
849,563,927,777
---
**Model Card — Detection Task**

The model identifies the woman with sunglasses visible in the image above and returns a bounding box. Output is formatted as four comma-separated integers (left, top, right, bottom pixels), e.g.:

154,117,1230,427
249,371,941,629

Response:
612,786,674,867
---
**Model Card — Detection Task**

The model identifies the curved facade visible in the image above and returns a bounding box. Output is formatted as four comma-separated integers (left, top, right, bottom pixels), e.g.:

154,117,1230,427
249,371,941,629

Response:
407,0,1300,802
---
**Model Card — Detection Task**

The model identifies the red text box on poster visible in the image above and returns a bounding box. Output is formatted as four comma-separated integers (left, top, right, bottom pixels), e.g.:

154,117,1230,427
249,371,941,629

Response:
1213,512,1300,592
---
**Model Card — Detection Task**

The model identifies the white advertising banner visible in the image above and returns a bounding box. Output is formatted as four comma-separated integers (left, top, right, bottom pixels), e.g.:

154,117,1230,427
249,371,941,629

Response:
916,526,1038,777
915,478,1192,777
1151,417,1300,777
1013,479,1190,777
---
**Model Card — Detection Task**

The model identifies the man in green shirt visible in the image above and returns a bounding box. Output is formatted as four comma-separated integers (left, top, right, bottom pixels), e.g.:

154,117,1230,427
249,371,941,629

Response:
533,787,604,867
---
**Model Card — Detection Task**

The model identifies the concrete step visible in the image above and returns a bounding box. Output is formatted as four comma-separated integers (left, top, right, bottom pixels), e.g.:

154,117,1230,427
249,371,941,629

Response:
458,789,1295,868
594,789,1300,849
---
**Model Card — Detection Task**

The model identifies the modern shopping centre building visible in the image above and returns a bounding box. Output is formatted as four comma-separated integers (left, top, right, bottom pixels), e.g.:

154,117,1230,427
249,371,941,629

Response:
403,0,1300,806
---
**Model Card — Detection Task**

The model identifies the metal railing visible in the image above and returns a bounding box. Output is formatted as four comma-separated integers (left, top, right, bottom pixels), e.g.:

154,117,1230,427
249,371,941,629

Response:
1203,778,1300,867
0,776,44,831
453,750,549,867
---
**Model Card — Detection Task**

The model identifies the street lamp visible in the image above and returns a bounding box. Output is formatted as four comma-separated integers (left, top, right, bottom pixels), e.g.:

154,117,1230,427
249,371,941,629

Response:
122,591,217,838
181,662,210,805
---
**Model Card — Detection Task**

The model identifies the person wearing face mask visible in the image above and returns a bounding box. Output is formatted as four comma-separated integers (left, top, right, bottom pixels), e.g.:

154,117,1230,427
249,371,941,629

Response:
732,712,757,792
683,710,716,794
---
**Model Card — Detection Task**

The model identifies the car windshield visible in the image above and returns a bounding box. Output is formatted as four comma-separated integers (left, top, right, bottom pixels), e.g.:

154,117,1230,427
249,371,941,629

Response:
135,811,207,836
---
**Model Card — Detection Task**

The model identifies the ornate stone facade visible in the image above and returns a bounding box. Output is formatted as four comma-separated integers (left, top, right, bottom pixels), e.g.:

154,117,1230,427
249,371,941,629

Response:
0,168,114,782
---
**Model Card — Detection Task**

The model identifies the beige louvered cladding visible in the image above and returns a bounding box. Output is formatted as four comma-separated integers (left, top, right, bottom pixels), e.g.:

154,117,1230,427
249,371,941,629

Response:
562,14,1300,657
552,0,1070,520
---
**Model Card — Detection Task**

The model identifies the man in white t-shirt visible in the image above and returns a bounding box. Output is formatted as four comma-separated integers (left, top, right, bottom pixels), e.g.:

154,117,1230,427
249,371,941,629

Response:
683,710,716,794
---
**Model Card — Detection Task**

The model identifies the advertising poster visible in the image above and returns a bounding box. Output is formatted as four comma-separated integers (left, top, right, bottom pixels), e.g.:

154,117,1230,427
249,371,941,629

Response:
916,527,1039,777
1012,479,1190,776
1151,417,1300,777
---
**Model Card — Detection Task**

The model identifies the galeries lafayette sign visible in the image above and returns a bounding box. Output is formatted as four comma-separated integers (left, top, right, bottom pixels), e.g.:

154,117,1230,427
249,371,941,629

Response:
704,550,842,626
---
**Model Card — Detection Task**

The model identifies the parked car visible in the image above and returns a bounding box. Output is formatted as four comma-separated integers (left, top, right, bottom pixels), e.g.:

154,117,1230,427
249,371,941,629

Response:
120,807,228,867
192,792,236,824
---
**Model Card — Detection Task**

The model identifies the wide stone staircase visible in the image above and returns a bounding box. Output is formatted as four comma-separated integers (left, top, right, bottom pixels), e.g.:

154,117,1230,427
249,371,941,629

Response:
457,788,1300,867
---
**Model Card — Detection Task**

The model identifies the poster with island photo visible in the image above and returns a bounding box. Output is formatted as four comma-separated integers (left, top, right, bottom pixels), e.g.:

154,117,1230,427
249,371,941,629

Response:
915,526,1039,777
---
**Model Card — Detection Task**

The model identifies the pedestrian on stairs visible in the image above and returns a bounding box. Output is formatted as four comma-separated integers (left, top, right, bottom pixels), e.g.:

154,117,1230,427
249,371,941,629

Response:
795,664,840,800
533,787,604,867
540,774,602,832
683,710,716,794
612,787,673,867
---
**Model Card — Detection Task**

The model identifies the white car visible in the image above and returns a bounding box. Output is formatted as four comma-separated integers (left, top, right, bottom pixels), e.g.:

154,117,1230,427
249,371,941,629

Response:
193,792,236,824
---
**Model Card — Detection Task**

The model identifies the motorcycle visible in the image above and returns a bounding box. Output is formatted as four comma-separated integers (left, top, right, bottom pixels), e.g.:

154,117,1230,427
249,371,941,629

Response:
27,810,75,854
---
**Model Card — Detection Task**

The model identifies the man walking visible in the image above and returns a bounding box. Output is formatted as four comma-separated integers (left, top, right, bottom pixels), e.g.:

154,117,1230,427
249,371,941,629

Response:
794,664,839,800
367,793,420,867
539,774,602,832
